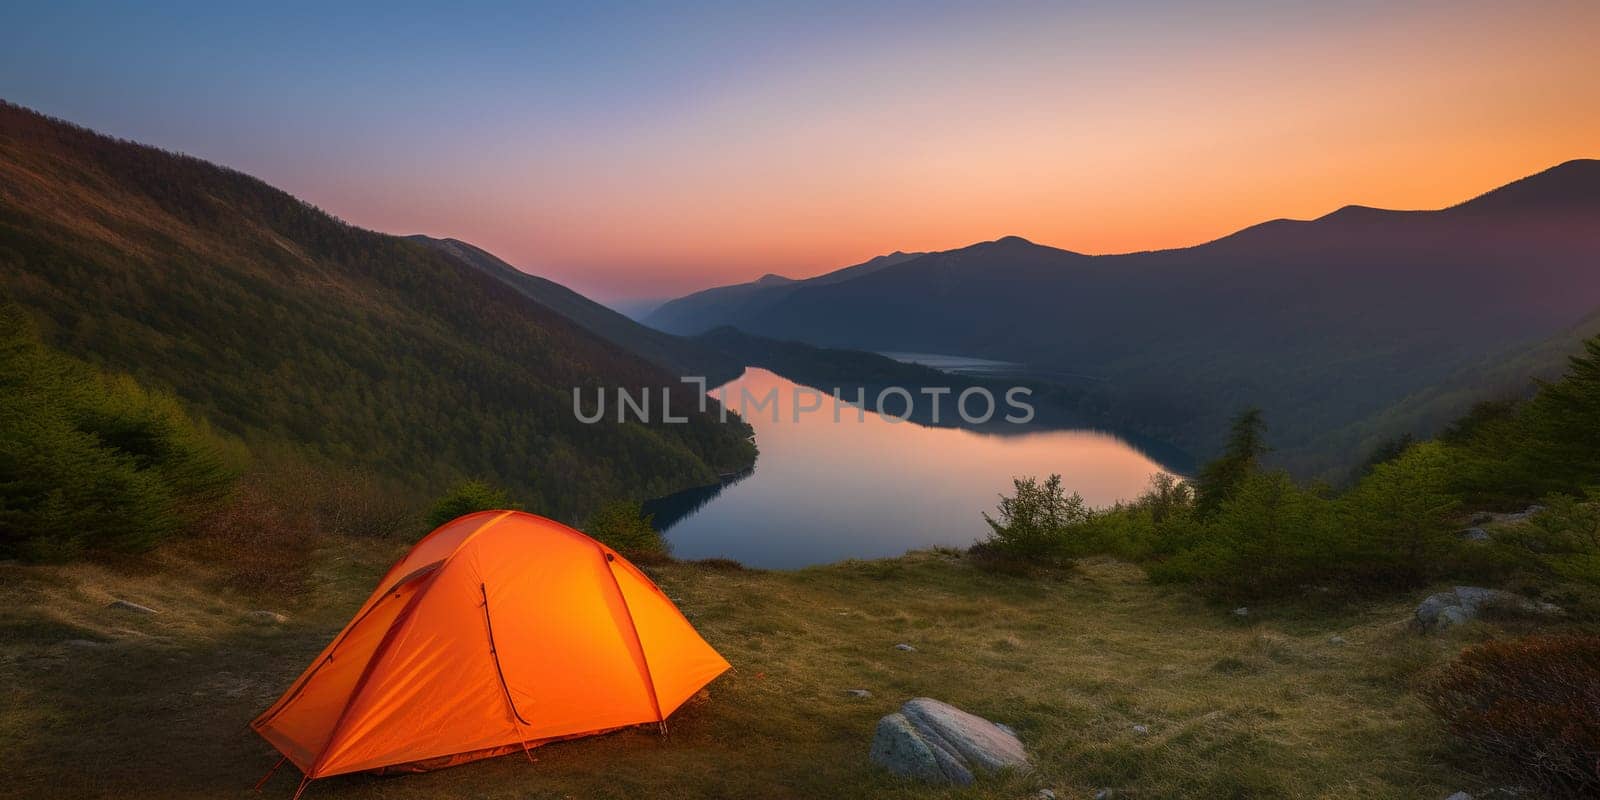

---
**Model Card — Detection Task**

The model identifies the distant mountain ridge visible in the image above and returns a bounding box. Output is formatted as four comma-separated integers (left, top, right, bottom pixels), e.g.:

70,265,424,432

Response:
646,160,1600,476
643,249,924,333
0,101,754,517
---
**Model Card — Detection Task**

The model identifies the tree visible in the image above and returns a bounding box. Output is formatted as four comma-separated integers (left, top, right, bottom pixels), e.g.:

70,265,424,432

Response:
980,474,1090,562
425,479,519,529
584,500,668,557
1194,408,1268,517
1338,441,1461,585
1520,336,1600,493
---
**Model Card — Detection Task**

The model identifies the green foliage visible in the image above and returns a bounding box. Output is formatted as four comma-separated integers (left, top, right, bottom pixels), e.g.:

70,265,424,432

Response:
1150,471,1333,598
1424,634,1600,797
0,306,238,560
1493,492,1600,586
1194,408,1267,517
1335,442,1461,586
583,500,669,558
425,479,520,530
977,474,1091,564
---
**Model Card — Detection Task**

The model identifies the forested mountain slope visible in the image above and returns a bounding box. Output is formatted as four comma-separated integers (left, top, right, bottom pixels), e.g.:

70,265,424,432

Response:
0,101,753,518
413,235,741,384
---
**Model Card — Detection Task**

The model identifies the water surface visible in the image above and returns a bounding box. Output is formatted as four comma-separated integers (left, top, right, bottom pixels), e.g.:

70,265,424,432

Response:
649,368,1174,568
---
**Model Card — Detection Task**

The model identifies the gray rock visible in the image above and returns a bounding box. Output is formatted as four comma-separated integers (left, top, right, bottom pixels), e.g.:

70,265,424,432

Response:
1095,790,1117,800
1131,724,1149,735
1036,790,1057,800
894,643,916,652
1328,635,1347,645
62,639,104,649
246,610,288,624
845,688,873,698
1231,607,1249,617
994,722,1016,737
1459,527,1490,541
869,697,1030,784
1415,587,1561,631
107,599,159,615
1444,793,1473,800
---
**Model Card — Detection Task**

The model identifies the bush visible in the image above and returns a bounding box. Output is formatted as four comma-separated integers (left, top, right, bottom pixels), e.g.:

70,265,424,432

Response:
1336,441,1462,586
978,474,1091,564
1423,634,1600,797
0,306,239,560
584,500,669,558
425,479,519,529
1493,492,1600,586
1148,470,1332,598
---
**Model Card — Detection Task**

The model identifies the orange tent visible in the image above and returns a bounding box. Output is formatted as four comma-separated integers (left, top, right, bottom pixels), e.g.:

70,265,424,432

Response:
252,510,730,793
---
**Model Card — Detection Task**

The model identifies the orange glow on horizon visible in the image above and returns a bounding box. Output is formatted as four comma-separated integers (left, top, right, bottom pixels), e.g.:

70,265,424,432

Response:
265,1,1599,302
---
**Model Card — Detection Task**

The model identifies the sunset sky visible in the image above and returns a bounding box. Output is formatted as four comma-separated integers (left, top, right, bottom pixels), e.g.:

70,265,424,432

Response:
3,0,1597,305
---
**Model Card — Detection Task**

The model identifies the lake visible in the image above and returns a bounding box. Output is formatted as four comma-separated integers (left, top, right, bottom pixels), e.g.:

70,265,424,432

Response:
647,367,1176,568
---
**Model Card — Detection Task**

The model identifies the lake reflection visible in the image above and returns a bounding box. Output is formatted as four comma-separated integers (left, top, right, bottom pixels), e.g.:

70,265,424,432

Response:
648,368,1175,568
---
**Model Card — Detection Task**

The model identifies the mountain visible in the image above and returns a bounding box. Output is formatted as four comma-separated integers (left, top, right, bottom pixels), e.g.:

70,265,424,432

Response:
411,235,742,384
0,101,754,518
648,161,1600,474
643,250,924,334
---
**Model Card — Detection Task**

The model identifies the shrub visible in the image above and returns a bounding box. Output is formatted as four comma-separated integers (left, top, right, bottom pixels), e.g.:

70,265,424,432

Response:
1336,441,1461,586
1494,492,1600,586
584,500,669,558
978,474,1091,564
1148,470,1332,598
0,307,239,560
1423,634,1600,797
425,479,519,529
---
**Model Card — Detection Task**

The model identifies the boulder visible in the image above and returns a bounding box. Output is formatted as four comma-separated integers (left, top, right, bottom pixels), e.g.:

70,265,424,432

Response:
869,697,1029,784
1416,586,1560,631
1458,527,1490,542
246,610,288,624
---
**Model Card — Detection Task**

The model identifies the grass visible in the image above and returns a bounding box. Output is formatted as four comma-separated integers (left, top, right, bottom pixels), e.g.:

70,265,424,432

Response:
0,541,1556,799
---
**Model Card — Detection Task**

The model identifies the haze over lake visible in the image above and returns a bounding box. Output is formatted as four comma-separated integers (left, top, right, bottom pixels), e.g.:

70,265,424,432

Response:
650,368,1173,567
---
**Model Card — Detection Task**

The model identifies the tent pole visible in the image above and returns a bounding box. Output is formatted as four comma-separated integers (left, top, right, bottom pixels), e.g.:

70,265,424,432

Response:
290,775,311,800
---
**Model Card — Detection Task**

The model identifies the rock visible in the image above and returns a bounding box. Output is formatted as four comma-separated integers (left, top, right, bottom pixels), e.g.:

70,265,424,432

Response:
994,722,1017,737
1036,790,1057,800
1131,724,1149,735
894,643,916,652
1095,790,1117,800
246,610,288,624
845,688,873,698
1467,511,1495,525
869,697,1030,785
1416,587,1561,631
1231,607,1249,617
62,639,104,649
1444,792,1473,800
1459,527,1490,542
1328,635,1347,645
107,599,159,615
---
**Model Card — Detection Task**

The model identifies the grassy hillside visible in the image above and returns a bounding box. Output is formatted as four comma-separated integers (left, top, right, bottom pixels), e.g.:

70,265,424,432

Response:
1,542,1536,800
0,102,753,517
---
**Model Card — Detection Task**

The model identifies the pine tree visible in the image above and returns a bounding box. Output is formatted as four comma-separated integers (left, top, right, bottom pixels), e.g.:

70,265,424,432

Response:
1194,408,1268,517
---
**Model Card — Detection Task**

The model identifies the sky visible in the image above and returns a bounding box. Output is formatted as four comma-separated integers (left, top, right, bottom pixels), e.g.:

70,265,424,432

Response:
3,1,1597,306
